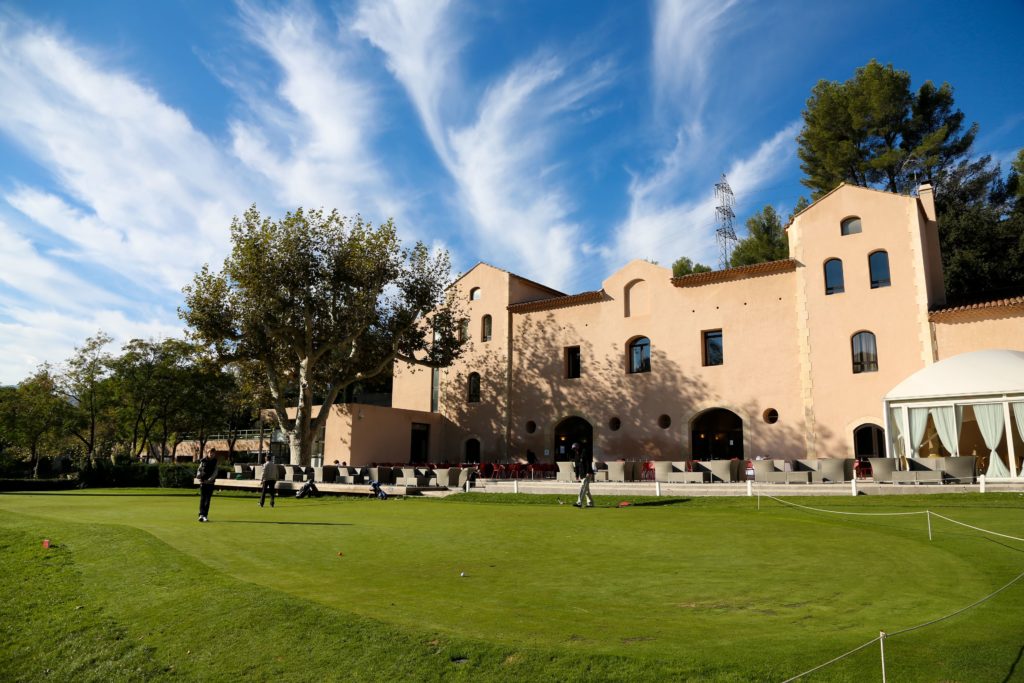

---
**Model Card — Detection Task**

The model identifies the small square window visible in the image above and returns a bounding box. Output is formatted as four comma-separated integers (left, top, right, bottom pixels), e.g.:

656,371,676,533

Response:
565,346,581,379
703,330,723,366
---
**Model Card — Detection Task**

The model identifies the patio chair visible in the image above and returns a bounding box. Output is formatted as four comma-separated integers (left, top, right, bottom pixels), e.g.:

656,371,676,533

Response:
869,457,896,483
652,460,673,482
667,461,704,483
753,459,782,482
941,456,976,484
556,461,575,482
900,458,943,484
694,460,735,483
604,461,626,482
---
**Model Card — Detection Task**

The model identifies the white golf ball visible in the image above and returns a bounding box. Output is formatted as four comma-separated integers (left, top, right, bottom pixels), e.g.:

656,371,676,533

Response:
460,571,465,577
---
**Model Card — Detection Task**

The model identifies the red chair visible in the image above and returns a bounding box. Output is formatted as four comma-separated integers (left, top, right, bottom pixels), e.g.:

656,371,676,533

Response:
642,461,655,481
492,464,505,479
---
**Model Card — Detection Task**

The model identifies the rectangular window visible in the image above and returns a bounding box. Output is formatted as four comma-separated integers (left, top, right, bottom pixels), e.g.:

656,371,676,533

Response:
565,346,581,379
703,330,724,366
430,367,440,412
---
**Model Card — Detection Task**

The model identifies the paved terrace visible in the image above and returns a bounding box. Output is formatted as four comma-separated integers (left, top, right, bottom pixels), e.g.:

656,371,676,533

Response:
206,476,1024,498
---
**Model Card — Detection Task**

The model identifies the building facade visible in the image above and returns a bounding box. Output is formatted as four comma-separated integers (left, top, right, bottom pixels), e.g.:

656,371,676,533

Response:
324,183,1024,469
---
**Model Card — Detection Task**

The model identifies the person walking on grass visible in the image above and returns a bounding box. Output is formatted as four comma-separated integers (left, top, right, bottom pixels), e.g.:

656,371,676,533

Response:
572,442,594,508
196,451,218,522
259,454,279,508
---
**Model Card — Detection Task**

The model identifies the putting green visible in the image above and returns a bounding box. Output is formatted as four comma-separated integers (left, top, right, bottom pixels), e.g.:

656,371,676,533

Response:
2,489,1023,681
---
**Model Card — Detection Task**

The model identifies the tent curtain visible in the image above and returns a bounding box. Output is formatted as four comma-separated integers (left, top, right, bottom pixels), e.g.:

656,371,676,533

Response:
1014,402,1024,476
929,405,962,456
974,403,1009,478
909,407,929,458
888,406,906,457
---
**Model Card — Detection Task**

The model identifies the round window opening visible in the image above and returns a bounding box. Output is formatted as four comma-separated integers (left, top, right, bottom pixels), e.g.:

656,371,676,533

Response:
763,409,779,424
525,420,537,434
608,417,621,431
657,414,671,429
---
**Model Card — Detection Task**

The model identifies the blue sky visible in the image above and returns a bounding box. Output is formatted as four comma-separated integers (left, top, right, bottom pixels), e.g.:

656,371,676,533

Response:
0,0,1022,384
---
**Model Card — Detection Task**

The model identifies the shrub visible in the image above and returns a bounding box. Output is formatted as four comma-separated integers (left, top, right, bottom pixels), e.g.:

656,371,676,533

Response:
78,460,160,488
159,464,198,489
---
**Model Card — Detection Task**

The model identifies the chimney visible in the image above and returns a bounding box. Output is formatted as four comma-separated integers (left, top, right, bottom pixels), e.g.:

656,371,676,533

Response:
917,184,936,223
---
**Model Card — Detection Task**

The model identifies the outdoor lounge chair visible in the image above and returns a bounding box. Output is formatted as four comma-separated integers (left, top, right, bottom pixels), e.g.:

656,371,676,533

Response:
941,456,976,484
869,457,896,483
652,460,673,482
753,459,782,482
233,464,255,480
894,458,944,484
313,465,338,483
795,458,853,483
693,460,736,483
667,461,704,483
282,464,307,482
556,461,575,482
604,461,626,482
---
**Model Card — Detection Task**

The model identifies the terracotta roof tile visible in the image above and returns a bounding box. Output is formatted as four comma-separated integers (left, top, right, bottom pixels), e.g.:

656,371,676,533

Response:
671,259,797,287
929,295,1024,321
507,290,605,313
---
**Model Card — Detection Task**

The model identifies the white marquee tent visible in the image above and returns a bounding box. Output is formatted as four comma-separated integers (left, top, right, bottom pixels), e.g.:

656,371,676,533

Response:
884,349,1024,479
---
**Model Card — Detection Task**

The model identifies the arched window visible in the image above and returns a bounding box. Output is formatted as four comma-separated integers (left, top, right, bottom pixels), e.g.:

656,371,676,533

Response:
851,331,878,374
628,337,651,374
481,315,492,342
469,287,481,301
868,251,891,289
467,372,481,402
824,258,844,295
841,217,862,236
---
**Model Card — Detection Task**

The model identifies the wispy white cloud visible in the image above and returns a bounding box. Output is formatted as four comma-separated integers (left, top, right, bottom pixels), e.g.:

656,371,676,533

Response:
603,0,797,272
353,0,460,165
0,13,251,381
609,122,799,269
355,0,613,291
651,0,740,119
229,1,399,221
0,20,244,287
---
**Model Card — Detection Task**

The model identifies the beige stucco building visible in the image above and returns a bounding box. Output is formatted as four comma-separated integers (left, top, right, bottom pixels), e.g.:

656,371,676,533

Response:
318,183,1024,471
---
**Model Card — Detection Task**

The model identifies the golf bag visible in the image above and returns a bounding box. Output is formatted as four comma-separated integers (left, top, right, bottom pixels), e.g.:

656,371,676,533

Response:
369,480,388,500
295,480,320,499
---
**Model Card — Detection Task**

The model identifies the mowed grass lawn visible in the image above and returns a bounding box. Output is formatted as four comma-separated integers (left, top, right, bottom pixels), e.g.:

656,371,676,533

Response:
2,490,1024,682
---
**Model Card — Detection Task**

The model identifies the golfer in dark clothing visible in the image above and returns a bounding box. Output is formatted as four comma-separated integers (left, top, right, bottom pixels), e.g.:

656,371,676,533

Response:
259,455,279,508
196,453,218,522
571,443,594,508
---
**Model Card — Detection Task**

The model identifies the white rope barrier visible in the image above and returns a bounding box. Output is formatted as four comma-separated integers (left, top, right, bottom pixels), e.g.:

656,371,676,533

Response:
928,511,1024,544
760,494,928,517
770,498,1024,681
779,634,882,683
886,567,1024,637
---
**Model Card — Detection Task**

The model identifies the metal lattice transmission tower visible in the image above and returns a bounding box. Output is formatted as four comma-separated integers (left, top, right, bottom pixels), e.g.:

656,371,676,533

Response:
714,174,737,269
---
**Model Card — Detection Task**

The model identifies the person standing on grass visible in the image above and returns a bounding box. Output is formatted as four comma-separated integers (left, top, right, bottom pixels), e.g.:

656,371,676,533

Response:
196,452,218,522
259,454,279,508
572,443,594,508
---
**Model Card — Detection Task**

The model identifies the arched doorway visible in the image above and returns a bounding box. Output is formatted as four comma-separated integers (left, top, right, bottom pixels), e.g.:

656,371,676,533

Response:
854,424,884,460
464,438,481,464
691,409,743,460
553,416,592,461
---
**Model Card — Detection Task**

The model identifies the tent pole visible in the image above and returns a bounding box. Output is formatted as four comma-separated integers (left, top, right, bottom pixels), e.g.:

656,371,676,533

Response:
1004,400,1018,478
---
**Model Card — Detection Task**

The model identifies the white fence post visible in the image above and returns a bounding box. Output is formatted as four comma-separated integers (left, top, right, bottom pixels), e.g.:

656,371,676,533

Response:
746,480,752,497
879,631,887,683
655,481,661,497
851,478,857,496
980,474,986,494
